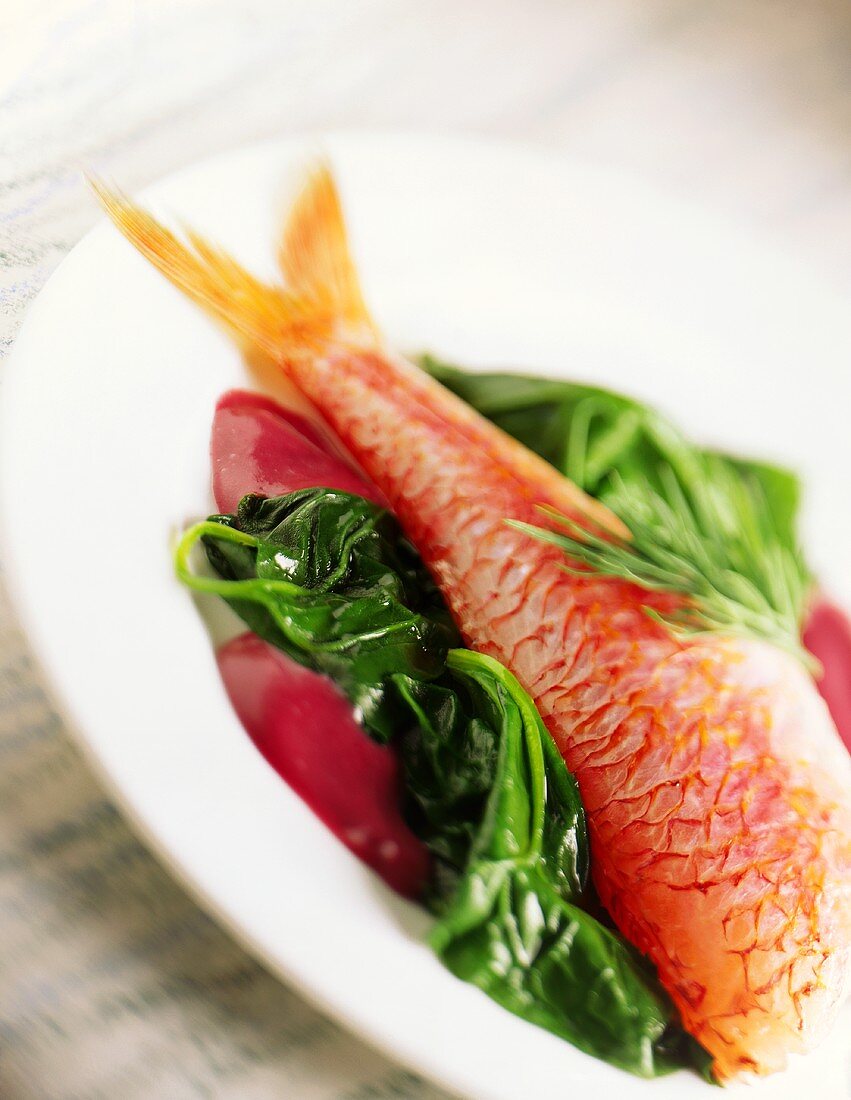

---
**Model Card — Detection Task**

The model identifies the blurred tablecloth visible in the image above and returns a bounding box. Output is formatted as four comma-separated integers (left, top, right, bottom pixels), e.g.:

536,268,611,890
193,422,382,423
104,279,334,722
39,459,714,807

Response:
2,2,851,1097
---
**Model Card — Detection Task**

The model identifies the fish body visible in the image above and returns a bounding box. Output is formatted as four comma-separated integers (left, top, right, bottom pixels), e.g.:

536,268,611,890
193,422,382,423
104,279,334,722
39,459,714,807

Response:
95,170,851,1079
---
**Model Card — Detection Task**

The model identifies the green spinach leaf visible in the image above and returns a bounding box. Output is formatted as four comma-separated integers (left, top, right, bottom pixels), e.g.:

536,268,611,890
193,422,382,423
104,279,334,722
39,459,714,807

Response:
177,487,710,1078
408,650,684,1076
395,652,588,911
176,487,458,741
421,355,799,509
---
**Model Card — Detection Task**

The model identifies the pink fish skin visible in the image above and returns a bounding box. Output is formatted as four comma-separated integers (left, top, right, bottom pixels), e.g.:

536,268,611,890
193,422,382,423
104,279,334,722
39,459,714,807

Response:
95,169,851,1080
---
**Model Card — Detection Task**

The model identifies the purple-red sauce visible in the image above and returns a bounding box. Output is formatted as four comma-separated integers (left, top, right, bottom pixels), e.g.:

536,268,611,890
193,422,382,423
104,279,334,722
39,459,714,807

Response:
208,387,851,896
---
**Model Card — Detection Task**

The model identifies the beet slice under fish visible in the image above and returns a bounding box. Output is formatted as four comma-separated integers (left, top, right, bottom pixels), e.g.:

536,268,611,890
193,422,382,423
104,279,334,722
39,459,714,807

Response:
210,389,428,897
212,388,385,514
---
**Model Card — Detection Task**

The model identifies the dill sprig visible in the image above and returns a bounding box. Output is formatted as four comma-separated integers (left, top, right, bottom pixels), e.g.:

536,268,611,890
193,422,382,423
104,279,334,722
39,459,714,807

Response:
510,454,816,670
422,355,815,670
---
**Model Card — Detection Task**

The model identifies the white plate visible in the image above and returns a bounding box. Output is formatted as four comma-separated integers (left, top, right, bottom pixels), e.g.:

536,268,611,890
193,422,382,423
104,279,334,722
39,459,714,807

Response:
1,134,850,1100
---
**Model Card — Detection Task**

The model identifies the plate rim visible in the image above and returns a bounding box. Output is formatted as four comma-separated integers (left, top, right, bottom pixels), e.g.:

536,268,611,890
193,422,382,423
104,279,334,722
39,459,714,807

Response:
2,130,849,1100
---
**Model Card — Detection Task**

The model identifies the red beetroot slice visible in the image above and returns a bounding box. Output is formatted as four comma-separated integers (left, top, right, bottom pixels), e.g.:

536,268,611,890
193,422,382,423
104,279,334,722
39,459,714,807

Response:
210,388,428,896
218,633,430,898
212,388,385,514
804,597,851,755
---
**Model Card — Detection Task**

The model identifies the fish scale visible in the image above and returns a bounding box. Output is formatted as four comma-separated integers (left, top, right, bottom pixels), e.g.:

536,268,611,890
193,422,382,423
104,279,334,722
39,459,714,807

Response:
94,166,851,1080
283,347,851,1076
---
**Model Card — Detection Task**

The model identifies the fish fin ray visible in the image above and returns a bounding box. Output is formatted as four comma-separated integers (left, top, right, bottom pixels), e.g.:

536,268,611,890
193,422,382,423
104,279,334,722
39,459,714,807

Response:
88,176,332,358
279,163,377,338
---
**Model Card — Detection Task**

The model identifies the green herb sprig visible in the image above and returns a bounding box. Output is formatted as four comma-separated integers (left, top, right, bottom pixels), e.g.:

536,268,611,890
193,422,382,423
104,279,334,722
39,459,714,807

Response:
424,356,814,666
511,456,814,668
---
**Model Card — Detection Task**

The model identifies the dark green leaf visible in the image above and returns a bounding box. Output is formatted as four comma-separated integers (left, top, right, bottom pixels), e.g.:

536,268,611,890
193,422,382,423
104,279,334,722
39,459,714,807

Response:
419,651,679,1076
176,488,459,741
177,486,708,1077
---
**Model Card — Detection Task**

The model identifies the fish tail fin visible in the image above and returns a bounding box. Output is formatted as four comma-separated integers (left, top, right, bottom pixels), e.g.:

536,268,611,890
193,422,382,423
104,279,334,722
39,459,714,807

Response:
89,165,373,358
278,163,376,338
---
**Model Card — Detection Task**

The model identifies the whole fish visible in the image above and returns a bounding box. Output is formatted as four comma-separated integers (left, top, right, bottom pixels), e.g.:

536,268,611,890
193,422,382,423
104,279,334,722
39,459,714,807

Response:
94,169,851,1079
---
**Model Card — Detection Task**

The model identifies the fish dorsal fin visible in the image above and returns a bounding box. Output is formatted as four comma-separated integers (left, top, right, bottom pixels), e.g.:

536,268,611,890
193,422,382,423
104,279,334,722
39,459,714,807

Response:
280,164,376,339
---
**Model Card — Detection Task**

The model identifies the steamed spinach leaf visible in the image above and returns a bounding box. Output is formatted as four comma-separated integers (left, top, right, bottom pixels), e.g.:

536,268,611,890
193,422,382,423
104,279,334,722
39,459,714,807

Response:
407,651,683,1076
178,487,710,1078
176,488,458,741
395,653,588,910
421,355,801,517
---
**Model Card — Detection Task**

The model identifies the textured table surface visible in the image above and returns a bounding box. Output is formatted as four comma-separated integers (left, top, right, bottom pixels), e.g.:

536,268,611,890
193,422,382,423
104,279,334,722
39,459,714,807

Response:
2,2,851,1097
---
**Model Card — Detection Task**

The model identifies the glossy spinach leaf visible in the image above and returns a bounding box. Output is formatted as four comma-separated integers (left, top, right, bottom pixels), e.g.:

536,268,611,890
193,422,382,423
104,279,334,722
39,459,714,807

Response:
176,487,459,741
177,486,709,1077
395,653,588,911
405,650,685,1076
421,354,801,512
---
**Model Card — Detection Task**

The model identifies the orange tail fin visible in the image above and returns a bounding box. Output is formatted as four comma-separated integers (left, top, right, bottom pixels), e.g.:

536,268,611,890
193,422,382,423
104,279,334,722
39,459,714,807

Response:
92,165,627,539
89,166,375,357
280,164,375,337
